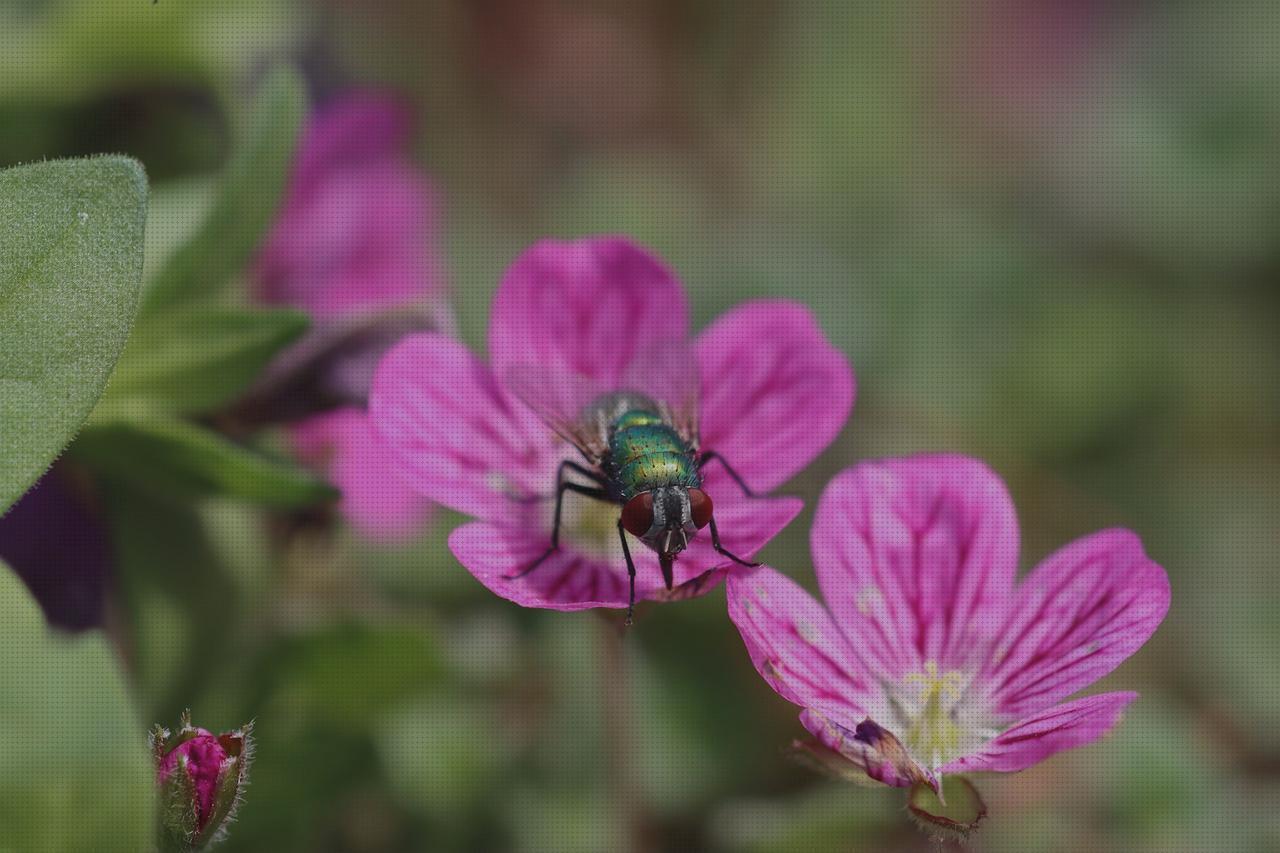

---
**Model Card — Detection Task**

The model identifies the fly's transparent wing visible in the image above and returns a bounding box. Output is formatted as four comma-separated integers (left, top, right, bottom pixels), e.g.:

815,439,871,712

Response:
504,364,611,462
620,336,700,449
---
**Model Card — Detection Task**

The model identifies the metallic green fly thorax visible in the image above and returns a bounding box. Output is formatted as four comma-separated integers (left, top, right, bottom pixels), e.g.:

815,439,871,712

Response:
605,408,700,501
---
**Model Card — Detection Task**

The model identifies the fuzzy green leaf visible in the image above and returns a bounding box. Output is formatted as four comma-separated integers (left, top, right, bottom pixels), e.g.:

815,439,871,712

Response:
0,566,155,853
71,418,335,507
144,67,305,309
0,156,146,513
100,305,309,417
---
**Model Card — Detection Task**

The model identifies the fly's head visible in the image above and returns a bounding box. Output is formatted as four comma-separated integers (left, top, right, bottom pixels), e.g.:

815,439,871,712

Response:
620,486,713,589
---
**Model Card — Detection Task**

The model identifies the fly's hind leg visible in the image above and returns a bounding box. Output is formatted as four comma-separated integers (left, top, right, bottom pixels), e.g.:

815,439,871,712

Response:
504,461,612,580
698,451,759,498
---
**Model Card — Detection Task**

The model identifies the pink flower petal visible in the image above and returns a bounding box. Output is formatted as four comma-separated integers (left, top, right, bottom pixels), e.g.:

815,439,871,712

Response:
488,237,689,388
293,93,412,187
450,522,632,610
369,333,551,521
451,494,801,610
696,300,854,492
810,455,1020,684
942,691,1137,775
981,529,1170,719
799,709,937,790
726,565,879,720
291,408,432,542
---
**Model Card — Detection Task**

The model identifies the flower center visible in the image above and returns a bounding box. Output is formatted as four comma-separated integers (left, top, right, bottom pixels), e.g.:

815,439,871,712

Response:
900,661,968,770
877,659,1005,774
554,487,625,562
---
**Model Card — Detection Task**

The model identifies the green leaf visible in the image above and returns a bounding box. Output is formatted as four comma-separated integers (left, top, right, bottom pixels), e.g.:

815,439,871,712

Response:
103,482,240,722
100,305,309,416
0,156,146,513
0,566,155,853
144,67,306,309
71,418,335,507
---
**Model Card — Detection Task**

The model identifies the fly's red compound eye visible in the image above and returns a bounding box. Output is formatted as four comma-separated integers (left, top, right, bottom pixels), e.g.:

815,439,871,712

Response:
621,493,655,537
688,488,713,529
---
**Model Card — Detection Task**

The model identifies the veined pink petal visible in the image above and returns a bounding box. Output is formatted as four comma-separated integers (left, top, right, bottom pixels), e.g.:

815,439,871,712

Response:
981,529,1170,719
696,301,854,492
450,494,801,610
488,237,689,388
291,408,432,542
942,691,1137,775
369,333,550,521
799,709,937,790
726,565,878,719
450,522,632,610
811,455,1020,683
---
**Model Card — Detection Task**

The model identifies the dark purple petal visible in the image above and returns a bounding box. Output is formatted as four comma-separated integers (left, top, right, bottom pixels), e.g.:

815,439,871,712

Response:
981,529,1170,718
0,467,110,631
696,300,854,492
943,691,1137,774
810,455,1020,683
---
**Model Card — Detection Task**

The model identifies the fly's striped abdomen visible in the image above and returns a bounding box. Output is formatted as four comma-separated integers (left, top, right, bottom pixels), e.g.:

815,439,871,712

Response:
606,410,700,500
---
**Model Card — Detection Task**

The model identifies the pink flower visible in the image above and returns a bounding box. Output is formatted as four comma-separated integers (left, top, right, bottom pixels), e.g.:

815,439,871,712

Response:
727,454,1170,789
370,236,854,612
254,93,450,540
257,92,445,318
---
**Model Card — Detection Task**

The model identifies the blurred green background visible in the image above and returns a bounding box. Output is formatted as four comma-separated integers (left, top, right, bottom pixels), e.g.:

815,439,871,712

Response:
3,0,1279,850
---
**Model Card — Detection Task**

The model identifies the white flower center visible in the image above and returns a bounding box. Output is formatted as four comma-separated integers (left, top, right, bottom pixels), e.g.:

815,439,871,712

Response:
886,661,1000,772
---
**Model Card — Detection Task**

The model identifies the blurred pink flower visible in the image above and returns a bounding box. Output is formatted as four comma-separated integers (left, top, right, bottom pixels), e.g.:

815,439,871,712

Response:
727,454,1170,789
370,236,855,611
257,92,445,318
255,93,449,540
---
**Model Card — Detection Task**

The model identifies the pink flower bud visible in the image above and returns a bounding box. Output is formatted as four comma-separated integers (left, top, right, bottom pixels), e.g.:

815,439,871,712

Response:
151,711,253,851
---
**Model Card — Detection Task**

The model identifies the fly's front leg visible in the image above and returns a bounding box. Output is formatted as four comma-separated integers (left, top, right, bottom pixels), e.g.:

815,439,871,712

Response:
507,459,607,504
616,518,638,626
708,516,759,568
504,461,610,580
698,451,759,498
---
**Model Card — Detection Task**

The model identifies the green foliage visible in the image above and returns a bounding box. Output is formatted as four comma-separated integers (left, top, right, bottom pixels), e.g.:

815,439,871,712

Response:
103,483,241,721
145,67,305,309
0,156,146,513
101,304,309,417
0,566,155,853
72,418,334,507
269,624,442,731
0,0,297,103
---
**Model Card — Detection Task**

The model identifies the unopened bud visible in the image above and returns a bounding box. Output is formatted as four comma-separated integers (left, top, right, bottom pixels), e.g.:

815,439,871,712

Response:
151,710,254,851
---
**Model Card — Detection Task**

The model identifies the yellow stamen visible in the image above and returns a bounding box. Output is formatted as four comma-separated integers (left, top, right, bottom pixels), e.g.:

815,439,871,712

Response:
903,660,966,769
